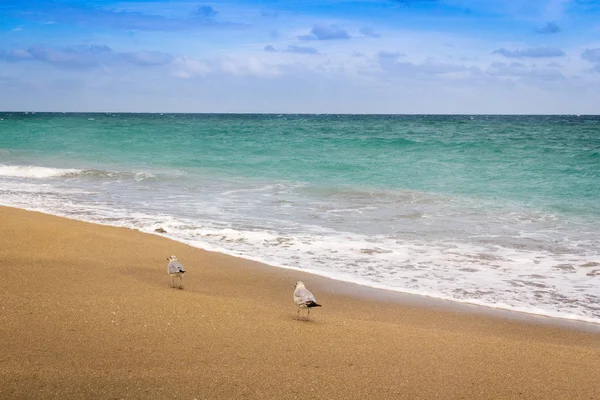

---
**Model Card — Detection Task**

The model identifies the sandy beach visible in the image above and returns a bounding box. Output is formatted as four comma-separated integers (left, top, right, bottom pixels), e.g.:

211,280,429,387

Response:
1,206,599,400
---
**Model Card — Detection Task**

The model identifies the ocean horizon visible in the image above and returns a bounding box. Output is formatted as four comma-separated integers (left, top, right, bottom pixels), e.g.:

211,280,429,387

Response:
1,112,599,323
2,111,599,115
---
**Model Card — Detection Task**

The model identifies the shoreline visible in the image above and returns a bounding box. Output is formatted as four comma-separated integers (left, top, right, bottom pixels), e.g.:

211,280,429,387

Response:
1,206,600,399
211,255,600,332
4,204,600,331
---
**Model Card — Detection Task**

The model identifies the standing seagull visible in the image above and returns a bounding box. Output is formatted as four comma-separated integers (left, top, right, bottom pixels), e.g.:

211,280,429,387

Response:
293,281,321,320
167,255,186,289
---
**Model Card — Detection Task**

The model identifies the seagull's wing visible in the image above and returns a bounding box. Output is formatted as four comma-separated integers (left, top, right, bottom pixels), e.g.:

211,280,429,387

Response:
168,260,185,274
294,287,316,305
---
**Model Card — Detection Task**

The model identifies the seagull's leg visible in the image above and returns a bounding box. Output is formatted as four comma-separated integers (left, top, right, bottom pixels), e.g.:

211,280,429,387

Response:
297,308,300,320
307,307,310,321
179,275,183,289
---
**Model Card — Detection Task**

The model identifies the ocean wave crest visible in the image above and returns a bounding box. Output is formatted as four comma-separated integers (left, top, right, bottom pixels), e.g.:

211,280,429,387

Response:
0,164,83,178
0,164,157,181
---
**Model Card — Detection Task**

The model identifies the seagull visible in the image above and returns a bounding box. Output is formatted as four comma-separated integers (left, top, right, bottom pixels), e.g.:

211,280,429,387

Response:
293,281,321,320
167,255,186,289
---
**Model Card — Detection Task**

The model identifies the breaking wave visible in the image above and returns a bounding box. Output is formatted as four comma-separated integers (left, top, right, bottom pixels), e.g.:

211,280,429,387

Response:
0,164,158,181
0,165,83,178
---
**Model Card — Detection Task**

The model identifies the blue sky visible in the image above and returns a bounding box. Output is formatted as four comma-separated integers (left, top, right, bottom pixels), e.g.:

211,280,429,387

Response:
1,0,599,113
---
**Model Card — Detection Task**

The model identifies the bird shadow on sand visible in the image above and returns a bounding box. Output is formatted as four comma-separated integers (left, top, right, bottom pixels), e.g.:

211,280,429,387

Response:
290,315,320,323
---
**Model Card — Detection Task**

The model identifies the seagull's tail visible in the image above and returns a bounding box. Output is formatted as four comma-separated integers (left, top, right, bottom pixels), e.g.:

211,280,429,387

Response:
306,301,322,308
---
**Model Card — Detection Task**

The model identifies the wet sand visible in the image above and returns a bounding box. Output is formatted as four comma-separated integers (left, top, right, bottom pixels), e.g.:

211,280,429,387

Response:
1,206,599,399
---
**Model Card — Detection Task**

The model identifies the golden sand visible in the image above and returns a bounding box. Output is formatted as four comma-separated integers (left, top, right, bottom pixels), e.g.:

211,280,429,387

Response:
1,206,599,399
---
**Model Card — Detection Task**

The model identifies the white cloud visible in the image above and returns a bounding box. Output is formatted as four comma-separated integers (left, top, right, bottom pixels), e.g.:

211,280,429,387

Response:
1,0,599,113
170,55,283,78
486,62,564,81
2,44,173,69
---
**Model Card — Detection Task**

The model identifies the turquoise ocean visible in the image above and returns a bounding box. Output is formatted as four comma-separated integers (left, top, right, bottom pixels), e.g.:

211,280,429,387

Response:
1,113,599,322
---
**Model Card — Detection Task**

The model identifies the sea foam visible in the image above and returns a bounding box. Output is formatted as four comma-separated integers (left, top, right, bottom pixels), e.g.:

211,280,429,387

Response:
0,164,82,179
0,164,158,181
1,177,599,325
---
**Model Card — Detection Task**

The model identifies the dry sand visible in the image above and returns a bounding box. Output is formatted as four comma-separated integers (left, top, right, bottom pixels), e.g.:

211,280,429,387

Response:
1,206,599,399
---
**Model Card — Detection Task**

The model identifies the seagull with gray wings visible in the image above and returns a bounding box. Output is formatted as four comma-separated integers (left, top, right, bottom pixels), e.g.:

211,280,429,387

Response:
167,255,186,289
293,281,321,320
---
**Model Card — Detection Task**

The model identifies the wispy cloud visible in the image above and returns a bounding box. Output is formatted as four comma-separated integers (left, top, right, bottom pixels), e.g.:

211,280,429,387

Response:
536,21,561,34
6,48,34,61
360,27,381,38
120,51,174,66
298,25,351,40
287,45,320,54
2,1,245,32
264,45,319,55
581,48,600,72
492,47,565,58
171,55,281,79
581,48,600,63
377,51,470,76
192,5,218,21
2,45,173,69
260,8,280,18
377,51,406,62
486,62,564,81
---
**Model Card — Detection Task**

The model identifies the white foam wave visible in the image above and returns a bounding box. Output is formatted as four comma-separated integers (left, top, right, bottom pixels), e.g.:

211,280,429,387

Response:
1,177,599,326
0,164,159,181
0,164,82,179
